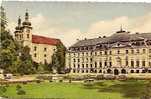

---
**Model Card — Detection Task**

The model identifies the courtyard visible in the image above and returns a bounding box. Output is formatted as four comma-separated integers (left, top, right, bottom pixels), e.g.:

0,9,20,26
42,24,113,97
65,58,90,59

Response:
0,80,149,99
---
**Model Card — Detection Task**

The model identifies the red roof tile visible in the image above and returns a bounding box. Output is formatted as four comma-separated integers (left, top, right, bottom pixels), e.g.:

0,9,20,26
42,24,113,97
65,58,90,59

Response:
32,35,61,45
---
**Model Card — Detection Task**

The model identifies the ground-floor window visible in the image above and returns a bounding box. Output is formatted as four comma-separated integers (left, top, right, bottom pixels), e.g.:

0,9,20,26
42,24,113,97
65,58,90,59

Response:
130,70,134,73
136,70,139,73
148,70,151,73
107,69,112,74
99,70,102,73
121,69,126,74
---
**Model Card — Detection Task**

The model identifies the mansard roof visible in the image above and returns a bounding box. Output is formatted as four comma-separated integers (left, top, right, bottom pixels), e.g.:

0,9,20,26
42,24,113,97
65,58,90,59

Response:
32,35,61,45
70,31,151,48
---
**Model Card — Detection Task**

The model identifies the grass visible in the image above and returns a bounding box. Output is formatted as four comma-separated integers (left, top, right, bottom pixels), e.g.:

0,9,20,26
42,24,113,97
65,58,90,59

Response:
0,80,149,99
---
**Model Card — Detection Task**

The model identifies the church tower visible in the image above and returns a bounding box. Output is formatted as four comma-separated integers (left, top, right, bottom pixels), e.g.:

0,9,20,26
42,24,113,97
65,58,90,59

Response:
21,10,32,47
14,16,23,44
14,10,32,47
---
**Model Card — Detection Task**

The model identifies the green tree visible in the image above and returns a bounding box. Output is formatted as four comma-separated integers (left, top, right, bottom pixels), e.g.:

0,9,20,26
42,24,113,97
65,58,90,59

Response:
51,43,66,73
18,46,36,75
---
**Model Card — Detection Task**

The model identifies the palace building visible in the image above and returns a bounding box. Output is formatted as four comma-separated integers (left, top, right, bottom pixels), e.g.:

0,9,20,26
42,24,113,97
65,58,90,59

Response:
66,28,151,75
14,11,62,64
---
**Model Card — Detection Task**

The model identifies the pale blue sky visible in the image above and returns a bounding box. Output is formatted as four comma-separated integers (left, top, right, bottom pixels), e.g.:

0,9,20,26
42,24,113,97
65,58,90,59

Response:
2,1,151,47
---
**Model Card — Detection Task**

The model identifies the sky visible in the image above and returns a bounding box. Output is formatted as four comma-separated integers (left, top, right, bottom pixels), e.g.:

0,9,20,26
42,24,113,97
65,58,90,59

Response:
2,1,151,47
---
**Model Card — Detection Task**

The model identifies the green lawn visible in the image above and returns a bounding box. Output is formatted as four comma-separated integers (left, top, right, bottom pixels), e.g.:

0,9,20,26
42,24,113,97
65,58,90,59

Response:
0,80,149,99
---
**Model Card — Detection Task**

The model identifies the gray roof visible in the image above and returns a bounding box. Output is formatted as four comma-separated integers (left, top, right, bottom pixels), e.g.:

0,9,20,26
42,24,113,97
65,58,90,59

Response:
70,31,151,48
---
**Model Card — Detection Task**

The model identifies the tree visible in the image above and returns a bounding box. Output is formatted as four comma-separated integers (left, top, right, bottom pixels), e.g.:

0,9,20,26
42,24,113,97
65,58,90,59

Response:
51,43,66,73
18,46,36,75
0,6,7,32
142,81,151,99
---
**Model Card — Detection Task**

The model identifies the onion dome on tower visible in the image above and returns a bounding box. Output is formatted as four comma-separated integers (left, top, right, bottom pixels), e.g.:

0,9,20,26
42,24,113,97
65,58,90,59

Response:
22,9,32,29
14,16,22,33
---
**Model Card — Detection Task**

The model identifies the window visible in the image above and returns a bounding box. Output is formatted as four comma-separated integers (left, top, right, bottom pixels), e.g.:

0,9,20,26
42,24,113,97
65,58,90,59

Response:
95,62,97,68
142,60,145,67
149,49,151,53
109,51,112,55
131,49,134,54
100,51,102,55
126,61,128,66
149,62,151,67
117,50,120,54
78,64,80,68
27,34,29,38
44,54,47,57
90,64,93,68
90,58,93,62
34,46,37,51
78,59,80,62
105,51,107,55
136,49,139,53
109,62,112,66
99,62,102,67
86,64,88,68
34,53,37,57
82,64,84,68
44,59,47,64
131,60,134,67
73,64,76,68
95,52,97,56
126,50,128,54
104,61,107,66
143,49,146,53
136,60,139,67
44,48,47,51
73,59,76,62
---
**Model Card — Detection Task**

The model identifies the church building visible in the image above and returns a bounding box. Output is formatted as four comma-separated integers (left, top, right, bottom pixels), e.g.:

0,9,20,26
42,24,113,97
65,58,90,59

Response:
14,10,62,64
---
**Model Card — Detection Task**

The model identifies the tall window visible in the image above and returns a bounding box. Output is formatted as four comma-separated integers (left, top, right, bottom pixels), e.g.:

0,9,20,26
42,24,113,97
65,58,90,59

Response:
104,51,107,55
143,49,146,53
142,60,145,67
34,46,37,51
104,61,107,66
131,49,134,54
34,53,37,57
126,50,128,54
149,62,151,67
109,51,112,55
136,49,140,53
99,62,102,67
131,60,134,67
117,50,120,54
149,49,151,53
109,62,112,67
27,34,29,38
95,62,97,68
136,60,139,67
44,48,47,51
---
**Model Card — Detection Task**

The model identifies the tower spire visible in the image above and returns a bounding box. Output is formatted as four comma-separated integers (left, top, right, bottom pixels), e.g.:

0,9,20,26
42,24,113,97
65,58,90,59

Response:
120,25,123,32
18,16,21,26
25,9,29,21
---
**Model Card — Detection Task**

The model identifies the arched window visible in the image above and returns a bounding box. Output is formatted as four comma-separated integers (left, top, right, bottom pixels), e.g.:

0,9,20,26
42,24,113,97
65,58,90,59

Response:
121,69,126,74
130,70,134,73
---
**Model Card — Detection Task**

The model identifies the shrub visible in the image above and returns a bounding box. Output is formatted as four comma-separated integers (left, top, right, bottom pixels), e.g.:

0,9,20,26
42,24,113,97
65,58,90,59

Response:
59,79,63,82
16,84,22,90
36,80,41,83
17,89,26,95
23,81,27,84
0,86,7,93
49,80,53,82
